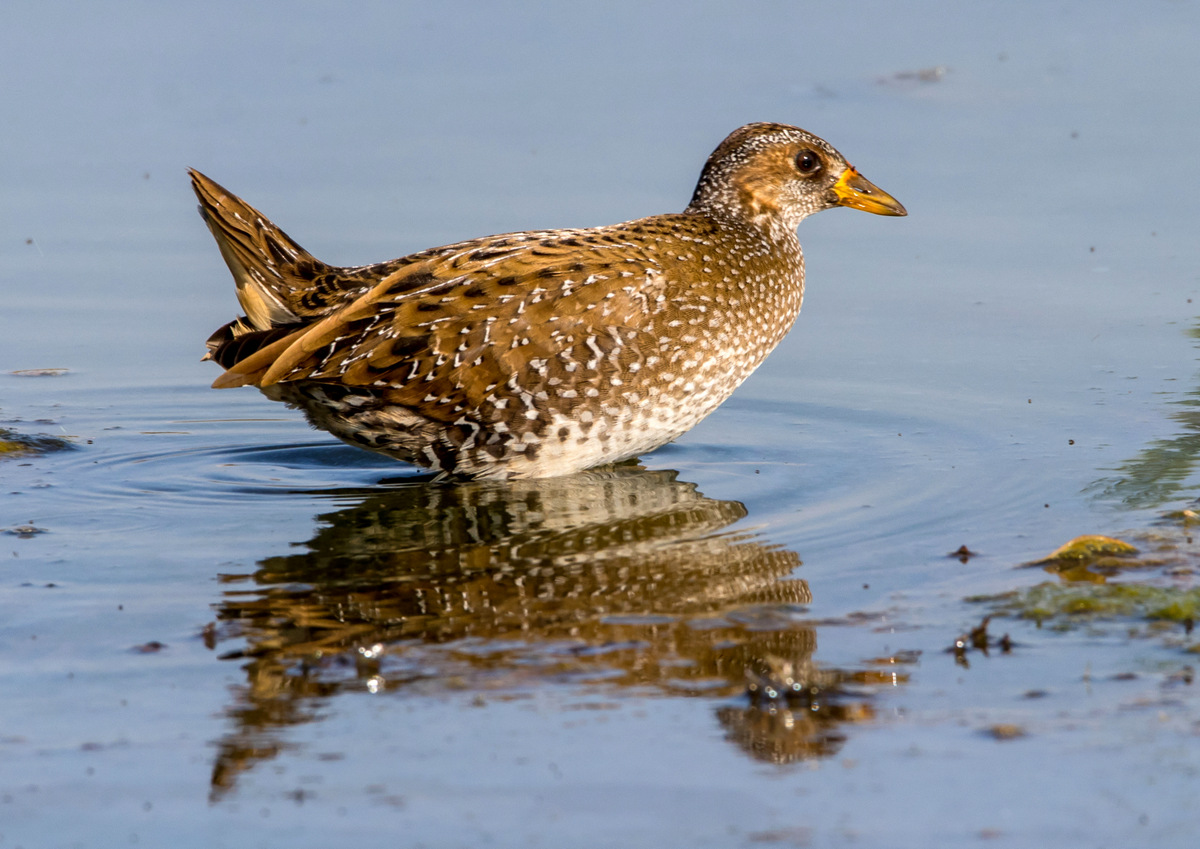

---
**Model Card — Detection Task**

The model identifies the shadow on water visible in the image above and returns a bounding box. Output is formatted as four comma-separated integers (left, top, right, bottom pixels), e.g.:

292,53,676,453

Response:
1093,323,1200,510
204,465,901,800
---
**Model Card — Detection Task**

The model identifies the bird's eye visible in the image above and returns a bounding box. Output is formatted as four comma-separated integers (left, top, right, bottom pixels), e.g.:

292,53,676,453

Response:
795,150,821,174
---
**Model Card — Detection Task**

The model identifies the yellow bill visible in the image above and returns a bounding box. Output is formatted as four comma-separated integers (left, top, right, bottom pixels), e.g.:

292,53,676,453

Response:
832,168,907,216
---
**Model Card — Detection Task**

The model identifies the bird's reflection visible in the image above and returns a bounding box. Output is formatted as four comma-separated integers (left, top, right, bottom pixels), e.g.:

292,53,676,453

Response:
206,466,897,798
1092,322,1200,509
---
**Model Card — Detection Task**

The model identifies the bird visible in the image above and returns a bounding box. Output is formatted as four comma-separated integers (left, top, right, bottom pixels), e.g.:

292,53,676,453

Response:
192,122,905,480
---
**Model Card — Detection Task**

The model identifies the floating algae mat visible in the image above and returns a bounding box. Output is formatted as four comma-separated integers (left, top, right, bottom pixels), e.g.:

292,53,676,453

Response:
0,426,74,459
972,582,1200,629
1030,534,1138,564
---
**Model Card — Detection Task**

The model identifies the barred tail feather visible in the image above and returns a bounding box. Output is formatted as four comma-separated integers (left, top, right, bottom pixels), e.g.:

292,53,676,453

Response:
190,169,327,330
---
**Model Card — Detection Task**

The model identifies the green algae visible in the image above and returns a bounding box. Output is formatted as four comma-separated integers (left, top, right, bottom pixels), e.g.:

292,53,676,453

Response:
1034,535,1138,563
972,582,1200,626
0,426,74,459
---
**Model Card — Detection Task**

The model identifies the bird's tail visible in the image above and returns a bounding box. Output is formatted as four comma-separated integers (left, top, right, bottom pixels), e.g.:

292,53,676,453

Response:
190,169,333,331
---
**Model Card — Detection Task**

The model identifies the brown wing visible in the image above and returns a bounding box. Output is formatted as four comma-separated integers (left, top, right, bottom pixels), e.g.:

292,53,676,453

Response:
211,223,680,426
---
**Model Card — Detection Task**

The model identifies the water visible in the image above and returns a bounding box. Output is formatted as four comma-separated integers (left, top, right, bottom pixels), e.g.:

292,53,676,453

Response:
4,2,1200,846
